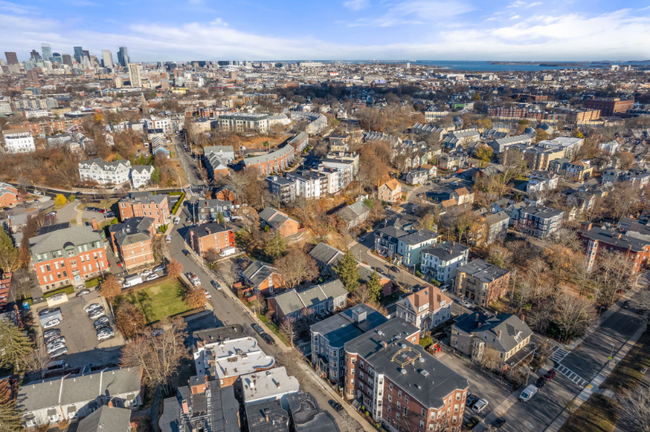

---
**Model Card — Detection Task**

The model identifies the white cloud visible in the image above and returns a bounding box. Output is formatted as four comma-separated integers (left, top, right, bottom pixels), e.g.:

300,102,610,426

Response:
0,0,34,14
346,0,473,27
510,15,520,19
343,0,370,11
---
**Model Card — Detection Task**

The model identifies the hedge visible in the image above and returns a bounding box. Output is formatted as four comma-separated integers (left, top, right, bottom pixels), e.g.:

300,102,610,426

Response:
86,277,104,288
43,285,75,299
171,192,186,214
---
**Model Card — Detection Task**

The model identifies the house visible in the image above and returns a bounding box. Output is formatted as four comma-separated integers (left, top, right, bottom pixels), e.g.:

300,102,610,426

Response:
18,367,142,428
29,225,108,292
159,377,239,432
286,392,340,432
0,183,19,207
527,171,559,194
245,399,290,432
109,217,155,271
204,145,234,179
196,199,233,223
451,313,534,369
118,193,170,228
188,222,235,257
454,259,511,307
259,207,301,237
240,366,300,407
396,286,452,333
511,205,564,239
374,228,440,267
579,223,650,273
439,152,466,170
484,211,510,244
405,168,428,185
78,158,131,185
130,165,154,188
443,129,480,149
267,280,348,323
452,187,474,205
336,201,370,230
378,179,402,203
76,406,133,432
343,319,468,432
309,242,391,288
193,334,275,387
242,261,285,296
310,304,388,383
565,160,594,182
420,241,470,284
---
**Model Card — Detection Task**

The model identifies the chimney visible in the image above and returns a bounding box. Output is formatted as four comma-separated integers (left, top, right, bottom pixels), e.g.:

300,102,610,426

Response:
91,218,99,231
264,408,270,422
521,314,525,323
181,400,189,414
475,312,479,322
107,400,113,408
276,381,281,388
497,330,502,339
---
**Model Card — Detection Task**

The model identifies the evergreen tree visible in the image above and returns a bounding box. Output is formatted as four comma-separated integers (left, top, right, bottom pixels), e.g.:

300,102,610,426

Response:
0,378,21,432
366,269,382,303
0,231,18,274
335,248,360,293
264,231,286,260
0,321,33,371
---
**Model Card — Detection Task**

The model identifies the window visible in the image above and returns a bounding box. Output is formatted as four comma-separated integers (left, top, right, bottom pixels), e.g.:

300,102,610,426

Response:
405,395,409,403
388,395,392,402
389,383,393,391
404,407,408,415
398,390,402,398
422,408,426,416
396,413,400,420
420,420,425,429
397,402,401,410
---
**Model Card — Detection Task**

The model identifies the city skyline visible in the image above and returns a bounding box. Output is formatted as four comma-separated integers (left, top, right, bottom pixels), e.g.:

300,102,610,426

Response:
1,0,649,62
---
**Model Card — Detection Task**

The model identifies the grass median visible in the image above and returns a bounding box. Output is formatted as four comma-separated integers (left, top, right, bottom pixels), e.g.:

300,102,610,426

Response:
559,394,619,432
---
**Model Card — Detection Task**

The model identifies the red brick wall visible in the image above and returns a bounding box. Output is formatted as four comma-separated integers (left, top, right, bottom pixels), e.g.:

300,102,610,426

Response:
34,248,109,291
119,197,170,227
193,230,235,256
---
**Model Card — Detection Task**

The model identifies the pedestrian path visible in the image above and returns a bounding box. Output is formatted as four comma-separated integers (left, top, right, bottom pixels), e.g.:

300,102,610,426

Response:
555,364,589,387
550,346,570,364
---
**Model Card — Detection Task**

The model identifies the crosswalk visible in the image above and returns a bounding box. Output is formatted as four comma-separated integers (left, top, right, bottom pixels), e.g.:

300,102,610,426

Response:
550,346,570,364
555,364,589,387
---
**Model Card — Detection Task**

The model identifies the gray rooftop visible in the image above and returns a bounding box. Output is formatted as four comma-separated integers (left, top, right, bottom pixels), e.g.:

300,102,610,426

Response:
310,304,388,349
336,201,370,224
286,392,340,432
398,229,439,246
76,406,132,432
244,145,294,167
243,261,279,288
454,312,533,353
110,217,154,247
579,226,650,253
456,259,510,283
246,399,290,432
272,280,348,316
29,225,102,256
421,241,469,261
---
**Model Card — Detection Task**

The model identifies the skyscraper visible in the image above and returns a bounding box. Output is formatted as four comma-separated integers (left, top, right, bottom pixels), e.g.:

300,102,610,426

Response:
102,50,114,69
4,52,18,65
30,50,42,62
41,43,52,61
62,54,73,67
117,46,129,68
128,63,142,87
73,46,83,62
82,49,90,59
52,53,62,63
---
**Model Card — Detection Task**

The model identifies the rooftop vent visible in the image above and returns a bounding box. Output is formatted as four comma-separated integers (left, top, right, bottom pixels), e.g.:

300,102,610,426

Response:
400,369,407,375
377,330,385,336
401,343,407,349
420,370,430,377
418,357,425,363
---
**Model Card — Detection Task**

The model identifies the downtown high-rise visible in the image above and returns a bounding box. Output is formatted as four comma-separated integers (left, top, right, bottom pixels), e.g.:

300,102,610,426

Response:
102,50,114,69
117,46,129,67
41,43,52,61
4,52,18,65
73,46,84,62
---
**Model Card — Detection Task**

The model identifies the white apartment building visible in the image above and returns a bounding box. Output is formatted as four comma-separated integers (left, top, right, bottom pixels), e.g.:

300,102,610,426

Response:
128,63,142,88
3,129,36,153
421,241,470,284
78,158,132,185
218,113,269,133
131,165,155,188
145,116,174,135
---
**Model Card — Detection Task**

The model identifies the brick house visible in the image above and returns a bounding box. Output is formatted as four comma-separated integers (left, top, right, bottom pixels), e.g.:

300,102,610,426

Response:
579,223,650,273
187,222,235,257
29,225,108,292
454,259,511,307
0,183,18,207
343,319,469,432
378,179,402,203
241,261,285,296
258,207,300,237
118,193,170,228
109,217,156,271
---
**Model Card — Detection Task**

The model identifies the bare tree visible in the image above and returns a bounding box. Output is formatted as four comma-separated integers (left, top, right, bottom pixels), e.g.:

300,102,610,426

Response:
279,318,296,347
553,292,597,342
25,340,52,379
620,386,650,432
594,250,633,308
475,346,502,370
273,248,319,289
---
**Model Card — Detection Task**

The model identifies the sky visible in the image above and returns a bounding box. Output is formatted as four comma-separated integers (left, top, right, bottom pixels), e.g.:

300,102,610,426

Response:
2,0,650,62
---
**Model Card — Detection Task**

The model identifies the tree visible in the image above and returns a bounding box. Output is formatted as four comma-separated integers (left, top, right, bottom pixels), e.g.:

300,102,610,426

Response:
279,318,296,347
152,234,169,263
115,303,146,339
54,194,67,207
594,250,632,308
620,386,650,432
335,248,360,293
264,231,286,260
476,145,493,165
273,248,319,289
25,340,52,379
0,378,22,432
0,320,33,371
185,288,207,309
475,346,502,370
204,248,220,270
552,293,597,342
99,274,122,303
0,230,19,273
167,258,183,279
366,270,382,303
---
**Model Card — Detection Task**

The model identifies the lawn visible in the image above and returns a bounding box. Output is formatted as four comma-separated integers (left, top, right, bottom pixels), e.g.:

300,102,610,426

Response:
116,280,192,324
601,330,650,395
559,395,619,432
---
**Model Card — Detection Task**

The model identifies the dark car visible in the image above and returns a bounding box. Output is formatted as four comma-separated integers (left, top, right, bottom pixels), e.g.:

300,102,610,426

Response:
105,211,115,218
535,377,546,388
544,369,556,381
328,399,344,412
43,328,61,339
251,324,264,334
182,249,190,256
492,418,506,429
38,308,58,316
389,266,400,273
261,333,275,345
466,395,479,407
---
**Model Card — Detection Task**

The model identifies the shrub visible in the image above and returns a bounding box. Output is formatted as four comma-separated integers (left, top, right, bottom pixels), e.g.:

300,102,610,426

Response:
171,193,185,214
419,336,433,349
43,285,75,299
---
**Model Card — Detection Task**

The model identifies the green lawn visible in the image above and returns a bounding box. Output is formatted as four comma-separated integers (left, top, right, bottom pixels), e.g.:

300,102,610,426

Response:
116,280,191,324
559,395,619,432
601,330,650,395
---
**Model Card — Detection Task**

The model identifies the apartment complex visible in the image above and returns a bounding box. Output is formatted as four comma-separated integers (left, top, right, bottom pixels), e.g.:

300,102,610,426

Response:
78,158,132,186
118,193,170,228
454,259,511,307
109,217,156,271
420,241,470,284
2,128,35,153
583,98,634,116
218,113,269,133
395,286,453,332
511,206,564,239
243,145,294,175
579,224,650,273
188,222,235,257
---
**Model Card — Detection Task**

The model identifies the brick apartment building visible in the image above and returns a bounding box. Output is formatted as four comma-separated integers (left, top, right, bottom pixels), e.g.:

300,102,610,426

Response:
344,319,469,432
187,222,235,257
29,225,108,292
109,217,156,271
583,98,634,117
454,259,511,307
579,224,650,273
118,193,170,228
9,119,84,136
243,145,295,175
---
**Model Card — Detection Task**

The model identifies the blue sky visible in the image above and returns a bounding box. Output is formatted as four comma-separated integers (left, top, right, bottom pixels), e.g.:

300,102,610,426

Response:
2,0,650,62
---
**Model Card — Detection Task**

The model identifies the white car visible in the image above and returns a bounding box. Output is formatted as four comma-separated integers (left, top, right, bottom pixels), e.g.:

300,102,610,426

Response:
146,273,160,281
141,269,152,277
89,309,106,320
43,318,61,329
461,300,472,309
97,330,114,341
472,398,489,413
85,303,102,313
47,342,66,353
204,290,212,299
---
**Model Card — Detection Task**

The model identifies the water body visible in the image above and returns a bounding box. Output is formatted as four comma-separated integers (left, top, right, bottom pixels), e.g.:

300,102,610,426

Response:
412,60,594,72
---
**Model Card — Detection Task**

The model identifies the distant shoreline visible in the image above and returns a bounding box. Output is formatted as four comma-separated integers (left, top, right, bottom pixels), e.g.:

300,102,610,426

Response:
488,61,587,67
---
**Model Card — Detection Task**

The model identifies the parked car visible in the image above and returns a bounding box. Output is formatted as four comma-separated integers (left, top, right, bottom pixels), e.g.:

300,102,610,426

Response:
471,398,488,413
492,418,506,429
146,273,160,281
261,333,275,345
153,264,166,272
328,400,344,412
49,347,68,358
544,369,556,381
141,269,152,277
43,318,61,329
466,395,479,407
461,299,472,309
251,324,264,334
93,317,111,329
47,342,66,353
535,377,546,388
183,249,191,256
43,328,61,340
47,337,66,349
203,290,212,299
39,308,58,316
85,303,102,313
89,308,106,320
173,217,180,224
211,280,222,290
76,289,91,297
105,211,115,218
97,329,114,341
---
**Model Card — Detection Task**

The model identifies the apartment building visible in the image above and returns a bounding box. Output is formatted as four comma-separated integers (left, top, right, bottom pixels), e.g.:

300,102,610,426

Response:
109,217,155,271
375,228,440,267
537,137,584,160
267,280,348,323
8,118,84,135
483,211,510,244
420,241,470,284
267,175,297,203
583,98,634,116
145,116,174,135
396,286,452,333
218,113,269,133
188,222,235,257
196,199,233,223
579,223,650,273
511,205,564,239
343,319,469,432
2,128,35,153
454,259,511,307
118,193,170,228
378,179,402,203
526,171,559,194
78,158,132,186
29,225,108,292
522,146,565,171
243,145,294,175
286,170,329,199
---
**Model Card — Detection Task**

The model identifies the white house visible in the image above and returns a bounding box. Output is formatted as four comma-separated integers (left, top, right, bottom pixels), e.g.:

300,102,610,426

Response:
78,158,132,185
3,128,35,153
526,171,560,194
421,241,470,284
131,165,155,188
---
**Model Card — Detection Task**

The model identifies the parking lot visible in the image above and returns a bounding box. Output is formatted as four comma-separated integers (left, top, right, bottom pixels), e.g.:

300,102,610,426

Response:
37,293,124,369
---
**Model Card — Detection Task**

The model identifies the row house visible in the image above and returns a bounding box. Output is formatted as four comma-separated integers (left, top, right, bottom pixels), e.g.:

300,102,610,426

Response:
30,225,108,292
243,145,294,175
78,158,132,186
375,227,440,267
343,319,469,432
395,286,452,333
9,118,83,136
420,241,470,284
454,259,511,307
2,128,35,153
109,217,156,271
579,223,650,273
118,193,170,228
188,222,235,257
204,145,234,179
267,279,348,323
510,205,564,239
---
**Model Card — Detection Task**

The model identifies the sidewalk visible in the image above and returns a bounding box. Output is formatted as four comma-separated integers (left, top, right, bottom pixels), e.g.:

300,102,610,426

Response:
474,392,521,432
544,323,647,432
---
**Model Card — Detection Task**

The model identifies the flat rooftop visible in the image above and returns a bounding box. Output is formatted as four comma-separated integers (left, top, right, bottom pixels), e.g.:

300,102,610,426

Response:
242,367,300,405
194,337,275,380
